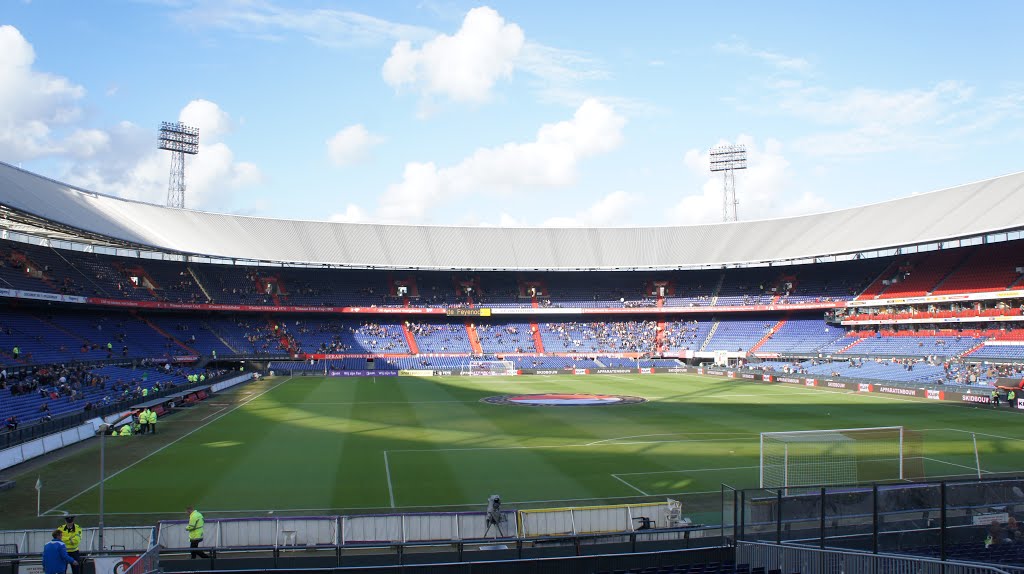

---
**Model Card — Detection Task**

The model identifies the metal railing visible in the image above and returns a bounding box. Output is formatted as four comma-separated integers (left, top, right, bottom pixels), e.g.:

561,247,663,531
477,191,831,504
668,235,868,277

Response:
737,540,1019,574
122,544,161,574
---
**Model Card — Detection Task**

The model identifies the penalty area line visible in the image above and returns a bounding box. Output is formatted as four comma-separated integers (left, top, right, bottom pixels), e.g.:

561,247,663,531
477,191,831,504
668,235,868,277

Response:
384,451,396,508
611,474,649,496
45,376,294,515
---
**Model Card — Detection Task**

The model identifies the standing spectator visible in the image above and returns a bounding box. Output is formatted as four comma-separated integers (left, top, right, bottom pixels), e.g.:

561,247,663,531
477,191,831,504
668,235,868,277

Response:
186,505,209,558
42,529,78,574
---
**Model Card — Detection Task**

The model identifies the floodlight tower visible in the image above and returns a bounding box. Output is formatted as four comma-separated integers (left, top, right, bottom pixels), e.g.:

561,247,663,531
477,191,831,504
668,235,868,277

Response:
709,144,747,222
158,122,199,208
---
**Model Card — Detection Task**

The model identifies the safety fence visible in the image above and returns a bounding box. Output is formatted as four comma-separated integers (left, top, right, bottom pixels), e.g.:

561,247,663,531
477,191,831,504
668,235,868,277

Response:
737,540,1019,574
121,543,162,574
0,544,16,574
729,477,1024,563
154,500,700,548
0,527,155,554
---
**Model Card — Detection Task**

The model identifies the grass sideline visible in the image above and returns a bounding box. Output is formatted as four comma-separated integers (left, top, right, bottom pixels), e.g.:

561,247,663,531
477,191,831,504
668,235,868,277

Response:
3,373,1024,529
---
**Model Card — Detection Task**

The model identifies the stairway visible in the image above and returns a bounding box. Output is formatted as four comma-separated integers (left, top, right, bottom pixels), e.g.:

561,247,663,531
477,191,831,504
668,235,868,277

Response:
700,321,719,352
927,248,977,295
32,314,93,346
856,260,901,300
267,319,295,355
187,266,214,302
401,323,420,354
709,274,726,306
203,321,240,354
959,340,988,359
749,319,787,354
838,338,865,354
530,321,545,353
655,318,666,352
465,321,483,354
133,312,197,355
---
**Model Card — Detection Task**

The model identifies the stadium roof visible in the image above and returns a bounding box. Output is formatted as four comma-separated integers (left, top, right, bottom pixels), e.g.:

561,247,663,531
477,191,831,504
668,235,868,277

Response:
1,161,1023,270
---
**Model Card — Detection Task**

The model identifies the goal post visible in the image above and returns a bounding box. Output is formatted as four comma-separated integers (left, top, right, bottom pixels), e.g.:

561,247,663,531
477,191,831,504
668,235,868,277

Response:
461,360,516,376
760,426,907,488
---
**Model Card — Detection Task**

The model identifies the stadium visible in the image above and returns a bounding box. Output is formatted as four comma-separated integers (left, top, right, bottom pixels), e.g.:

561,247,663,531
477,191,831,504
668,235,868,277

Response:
1,156,1024,574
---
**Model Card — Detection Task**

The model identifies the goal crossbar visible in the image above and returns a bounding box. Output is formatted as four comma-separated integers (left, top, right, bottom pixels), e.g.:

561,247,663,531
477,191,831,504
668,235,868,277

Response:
760,426,905,489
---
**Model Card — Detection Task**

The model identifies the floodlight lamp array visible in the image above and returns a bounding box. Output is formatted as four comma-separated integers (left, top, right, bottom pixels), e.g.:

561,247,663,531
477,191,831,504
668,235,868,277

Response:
709,144,747,172
158,122,200,155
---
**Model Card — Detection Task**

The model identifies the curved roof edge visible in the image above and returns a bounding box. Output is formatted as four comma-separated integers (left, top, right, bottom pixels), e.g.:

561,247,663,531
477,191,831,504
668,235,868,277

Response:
2,161,1024,270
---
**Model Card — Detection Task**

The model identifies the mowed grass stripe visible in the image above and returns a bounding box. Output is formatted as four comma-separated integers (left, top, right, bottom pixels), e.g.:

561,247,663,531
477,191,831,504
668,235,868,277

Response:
12,373,1024,525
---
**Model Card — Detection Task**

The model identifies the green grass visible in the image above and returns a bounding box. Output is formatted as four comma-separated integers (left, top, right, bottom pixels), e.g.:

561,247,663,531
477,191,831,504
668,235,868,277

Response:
5,373,1024,529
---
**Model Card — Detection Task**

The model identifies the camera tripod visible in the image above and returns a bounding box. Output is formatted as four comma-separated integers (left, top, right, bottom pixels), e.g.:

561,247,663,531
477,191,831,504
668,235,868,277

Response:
484,511,506,538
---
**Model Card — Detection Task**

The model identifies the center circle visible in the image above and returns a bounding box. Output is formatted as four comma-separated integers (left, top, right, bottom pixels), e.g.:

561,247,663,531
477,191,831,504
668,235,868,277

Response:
481,393,648,407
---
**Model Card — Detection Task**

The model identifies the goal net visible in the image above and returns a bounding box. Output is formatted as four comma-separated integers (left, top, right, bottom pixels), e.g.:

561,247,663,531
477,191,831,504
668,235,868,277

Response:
760,426,905,488
461,360,516,376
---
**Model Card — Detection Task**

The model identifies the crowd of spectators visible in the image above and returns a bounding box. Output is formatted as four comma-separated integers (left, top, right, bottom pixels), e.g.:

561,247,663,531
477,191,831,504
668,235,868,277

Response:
2,360,229,431
544,321,658,354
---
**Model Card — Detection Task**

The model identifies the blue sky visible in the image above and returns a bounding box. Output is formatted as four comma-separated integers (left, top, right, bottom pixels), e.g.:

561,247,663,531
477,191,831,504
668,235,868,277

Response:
2,0,1023,227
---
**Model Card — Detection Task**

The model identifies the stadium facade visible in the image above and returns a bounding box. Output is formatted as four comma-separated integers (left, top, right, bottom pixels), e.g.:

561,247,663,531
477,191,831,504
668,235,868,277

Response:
2,161,1024,269
0,161,1022,400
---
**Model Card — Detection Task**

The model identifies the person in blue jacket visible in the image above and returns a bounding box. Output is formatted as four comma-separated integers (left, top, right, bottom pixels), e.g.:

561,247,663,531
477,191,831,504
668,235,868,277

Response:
42,529,78,574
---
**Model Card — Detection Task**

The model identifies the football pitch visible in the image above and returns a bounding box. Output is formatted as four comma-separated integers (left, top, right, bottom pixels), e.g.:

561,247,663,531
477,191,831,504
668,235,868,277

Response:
5,373,1024,529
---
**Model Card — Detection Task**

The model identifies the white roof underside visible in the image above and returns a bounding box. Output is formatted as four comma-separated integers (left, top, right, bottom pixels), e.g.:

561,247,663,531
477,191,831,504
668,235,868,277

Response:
1,161,1023,270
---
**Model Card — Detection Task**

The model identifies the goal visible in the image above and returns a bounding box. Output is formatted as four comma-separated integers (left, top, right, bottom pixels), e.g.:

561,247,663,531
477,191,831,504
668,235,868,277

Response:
760,426,905,488
461,360,516,376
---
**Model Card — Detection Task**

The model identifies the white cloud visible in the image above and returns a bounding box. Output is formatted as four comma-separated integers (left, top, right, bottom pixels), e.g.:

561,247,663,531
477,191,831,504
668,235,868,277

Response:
169,1,434,47
63,129,111,158
326,124,384,166
328,204,369,223
167,2,619,113
377,98,626,221
497,212,525,227
714,40,810,73
776,81,975,157
541,190,637,227
672,135,825,224
180,98,233,139
382,6,524,103
0,25,87,161
63,101,262,210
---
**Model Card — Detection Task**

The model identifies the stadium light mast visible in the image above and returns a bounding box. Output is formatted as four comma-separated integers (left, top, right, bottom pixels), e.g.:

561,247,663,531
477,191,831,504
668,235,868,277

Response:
709,144,747,222
158,122,199,208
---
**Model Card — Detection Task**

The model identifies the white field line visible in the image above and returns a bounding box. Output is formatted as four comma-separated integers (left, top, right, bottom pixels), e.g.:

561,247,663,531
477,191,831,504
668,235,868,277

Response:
586,432,755,446
384,451,396,508
942,428,1024,443
200,406,230,421
60,488,728,517
271,400,474,406
611,474,649,496
922,456,990,474
46,376,294,514
388,436,758,454
615,465,760,477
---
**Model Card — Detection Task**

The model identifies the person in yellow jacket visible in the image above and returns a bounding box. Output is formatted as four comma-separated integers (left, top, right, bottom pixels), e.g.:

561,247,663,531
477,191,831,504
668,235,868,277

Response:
148,409,158,434
139,409,153,435
185,506,209,559
59,516,83,574
118,424,132,437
